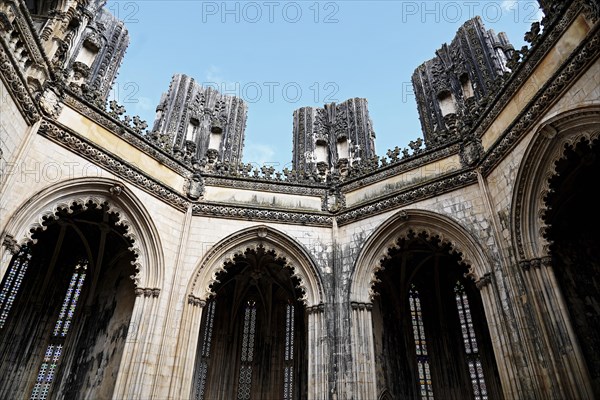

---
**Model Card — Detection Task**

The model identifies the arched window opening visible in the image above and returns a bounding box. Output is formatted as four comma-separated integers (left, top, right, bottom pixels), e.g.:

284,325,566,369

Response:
372,232,503,399
459,74,474,99
544,139,600,397
0,245,31,329
192,246,307,400
31,260,88,400
454,281,488,400
409,285,434,400
0,203,137,399
283,302,295,400
437,91,456,116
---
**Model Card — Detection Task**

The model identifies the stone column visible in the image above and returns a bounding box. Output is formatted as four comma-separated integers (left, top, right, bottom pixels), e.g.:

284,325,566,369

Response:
519,257,594,399
168,295,205,399
474,272,526,399
350,301,377,400
0,235,19,279
113,287,161,400
307,303,328,400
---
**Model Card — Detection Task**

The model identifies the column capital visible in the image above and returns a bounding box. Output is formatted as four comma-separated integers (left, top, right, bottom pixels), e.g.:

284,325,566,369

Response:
350,301,373,311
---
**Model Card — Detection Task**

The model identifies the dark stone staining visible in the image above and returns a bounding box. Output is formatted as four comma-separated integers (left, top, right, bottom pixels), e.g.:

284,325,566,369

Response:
292,98,376,177
0,204,136,399
193,246,307,399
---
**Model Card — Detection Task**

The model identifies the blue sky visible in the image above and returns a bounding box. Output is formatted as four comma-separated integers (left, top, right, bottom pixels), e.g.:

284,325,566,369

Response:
106,0,543,169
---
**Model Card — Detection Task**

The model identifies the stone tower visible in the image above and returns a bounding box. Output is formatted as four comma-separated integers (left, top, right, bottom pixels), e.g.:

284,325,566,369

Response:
292,98,376,177
65,7,130,102
24,0,129,103
412,16,514,146
150,74,248,165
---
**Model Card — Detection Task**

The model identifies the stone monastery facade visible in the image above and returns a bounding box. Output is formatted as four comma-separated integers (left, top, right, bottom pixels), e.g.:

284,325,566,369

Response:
0,0,599,399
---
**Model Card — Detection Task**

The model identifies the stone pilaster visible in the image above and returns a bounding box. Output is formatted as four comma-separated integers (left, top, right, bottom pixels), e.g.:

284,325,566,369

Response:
307,303,328,400
168,295,206,399
518,257,594,399
113,287,161,400
350,301,377,400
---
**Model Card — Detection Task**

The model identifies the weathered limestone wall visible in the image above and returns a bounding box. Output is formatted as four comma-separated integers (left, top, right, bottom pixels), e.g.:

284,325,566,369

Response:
0,78,32,188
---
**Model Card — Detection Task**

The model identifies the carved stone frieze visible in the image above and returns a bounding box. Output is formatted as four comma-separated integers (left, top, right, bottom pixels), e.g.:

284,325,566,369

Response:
337,171,478,225
0,44,40,124
481,29,600,175
192,203,332,226
38,120,191,211
63,93,193,176
341,142,461,191
203,176,325,197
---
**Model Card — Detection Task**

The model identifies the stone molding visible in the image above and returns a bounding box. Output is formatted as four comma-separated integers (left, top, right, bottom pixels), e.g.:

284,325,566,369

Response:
481,17,600,175
512,107,600,262
187,225,324,307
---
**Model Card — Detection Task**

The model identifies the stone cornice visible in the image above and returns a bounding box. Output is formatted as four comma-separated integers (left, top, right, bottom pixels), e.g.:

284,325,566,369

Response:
481,22,600,174
38,119,336,226
203,175,327,197
62,93,194,176
340,142,461,192
473,1,587,141
0,42,40,124
38,119,191,211
336,170,478,226
191,203,333,226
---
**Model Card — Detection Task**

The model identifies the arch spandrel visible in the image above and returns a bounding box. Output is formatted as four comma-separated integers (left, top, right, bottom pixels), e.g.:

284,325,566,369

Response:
188,225,324,308
511,106,600,261
351,209,494,304
0,177,165,290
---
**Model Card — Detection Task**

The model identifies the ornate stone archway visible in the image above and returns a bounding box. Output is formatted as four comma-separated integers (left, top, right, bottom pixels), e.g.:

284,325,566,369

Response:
0,177,166,399
511,106,600,399
349,209,500,399
170,225,328,400
1,177,165,290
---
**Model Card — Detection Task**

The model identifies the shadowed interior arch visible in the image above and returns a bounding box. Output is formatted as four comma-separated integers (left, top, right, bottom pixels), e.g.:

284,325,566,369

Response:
371,230,503,400
0,202,137,399
544,137,600,397
191,245,307,400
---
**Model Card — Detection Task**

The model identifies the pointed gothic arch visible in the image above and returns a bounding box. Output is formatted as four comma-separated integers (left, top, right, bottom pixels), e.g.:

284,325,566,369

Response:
349,209,502,399
512,105,600,262
1,177,165,290
511,106,600,398
0,177,165,399
188,225,324,307
351,209,494,304
171,225,327,400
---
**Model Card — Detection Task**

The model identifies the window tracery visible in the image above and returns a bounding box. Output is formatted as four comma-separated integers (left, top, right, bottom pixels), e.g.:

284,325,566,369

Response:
454,281,488,400
194,299,216,400
237,299,257,400
0,246,31,329
409,284,434,400
30,260,88,400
